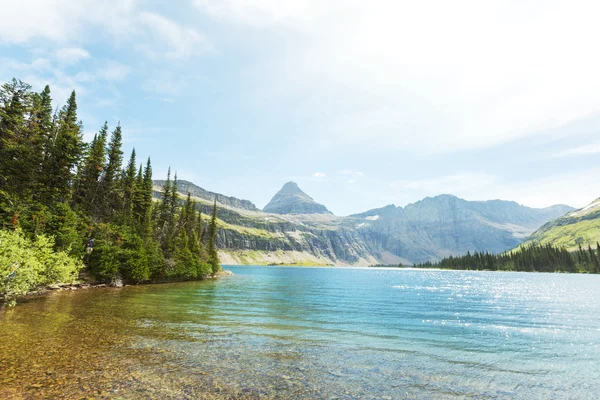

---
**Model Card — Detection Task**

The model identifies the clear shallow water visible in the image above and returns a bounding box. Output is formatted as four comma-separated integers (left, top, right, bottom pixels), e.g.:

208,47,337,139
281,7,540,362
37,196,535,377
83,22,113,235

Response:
1,266,599,399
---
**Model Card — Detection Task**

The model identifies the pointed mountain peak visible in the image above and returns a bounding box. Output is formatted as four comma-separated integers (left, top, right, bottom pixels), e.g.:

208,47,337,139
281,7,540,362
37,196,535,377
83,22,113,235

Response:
280,181,303,192
263,182,332,215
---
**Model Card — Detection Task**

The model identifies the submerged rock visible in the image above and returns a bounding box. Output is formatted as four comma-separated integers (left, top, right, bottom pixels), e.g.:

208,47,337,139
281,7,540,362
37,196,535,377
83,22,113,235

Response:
212,270,234,278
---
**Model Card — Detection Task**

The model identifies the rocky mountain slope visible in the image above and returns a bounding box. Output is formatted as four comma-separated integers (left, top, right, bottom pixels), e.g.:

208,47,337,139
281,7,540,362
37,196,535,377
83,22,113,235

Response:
153,179,258,211
263,181,331,214
153,180,574,266
351,195,573,262
522,197,600,250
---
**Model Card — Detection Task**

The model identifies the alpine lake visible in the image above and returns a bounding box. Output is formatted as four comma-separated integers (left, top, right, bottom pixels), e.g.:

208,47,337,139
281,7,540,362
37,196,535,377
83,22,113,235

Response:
1,266,599,399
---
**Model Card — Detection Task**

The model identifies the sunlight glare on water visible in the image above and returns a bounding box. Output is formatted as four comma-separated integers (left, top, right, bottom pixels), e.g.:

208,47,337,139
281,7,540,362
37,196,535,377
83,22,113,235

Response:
1,266,599,399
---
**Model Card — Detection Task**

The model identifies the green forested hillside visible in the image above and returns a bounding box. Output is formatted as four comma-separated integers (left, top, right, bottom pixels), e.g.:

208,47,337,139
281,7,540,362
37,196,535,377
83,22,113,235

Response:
523,198,600,250
0,78,220,304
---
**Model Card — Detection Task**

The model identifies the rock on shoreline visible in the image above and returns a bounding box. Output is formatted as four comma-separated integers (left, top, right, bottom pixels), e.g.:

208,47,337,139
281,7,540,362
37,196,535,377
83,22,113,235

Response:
3,270,234,305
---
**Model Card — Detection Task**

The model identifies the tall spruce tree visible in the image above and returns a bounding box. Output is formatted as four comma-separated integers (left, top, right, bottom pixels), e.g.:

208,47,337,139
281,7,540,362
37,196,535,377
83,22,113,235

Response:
141,158,153,215
100,123,123,218
30,85,54,195
132,163,144,225
73,122,108,213
0,79,32,197
207,199,220,274
43,90,83,203
122,148,137,220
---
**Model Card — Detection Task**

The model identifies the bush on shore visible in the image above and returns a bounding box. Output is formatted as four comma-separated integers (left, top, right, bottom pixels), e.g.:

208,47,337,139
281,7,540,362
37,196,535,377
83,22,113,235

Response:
0,229,83,305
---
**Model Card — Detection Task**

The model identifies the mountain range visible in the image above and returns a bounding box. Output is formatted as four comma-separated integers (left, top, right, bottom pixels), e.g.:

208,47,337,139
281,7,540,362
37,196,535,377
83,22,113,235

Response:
153,180,574,266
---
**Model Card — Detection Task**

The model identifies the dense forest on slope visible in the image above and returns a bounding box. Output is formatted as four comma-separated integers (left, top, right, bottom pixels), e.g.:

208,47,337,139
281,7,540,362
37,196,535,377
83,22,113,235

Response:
0,79,220,305
414,242,600,273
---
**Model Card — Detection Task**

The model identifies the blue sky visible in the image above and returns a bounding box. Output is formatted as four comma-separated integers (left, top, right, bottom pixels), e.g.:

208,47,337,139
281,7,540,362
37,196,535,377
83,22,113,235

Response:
2,0,600,216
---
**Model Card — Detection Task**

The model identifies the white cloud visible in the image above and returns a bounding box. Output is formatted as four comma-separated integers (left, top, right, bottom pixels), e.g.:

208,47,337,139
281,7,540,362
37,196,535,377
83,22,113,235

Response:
337,169,365,177
73,61,130,83
546,143,600,159
142,70,188,99
194,0,600,154
55,47,90,65
0,1,209,61
312,172,326,178
392,173,497,197
137,12,211,60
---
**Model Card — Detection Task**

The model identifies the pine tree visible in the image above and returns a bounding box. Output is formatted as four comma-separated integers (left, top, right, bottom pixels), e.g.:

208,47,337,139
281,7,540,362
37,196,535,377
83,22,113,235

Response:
139,157,154,235
100,123,123,218
122,148,137,220
42,90,83,204
30,85,54,195
207,199,220,274
0,79,33,197
170,172,179,219
132,163,144,225
142,158,153,213
157,167,172,234
73,122,107,213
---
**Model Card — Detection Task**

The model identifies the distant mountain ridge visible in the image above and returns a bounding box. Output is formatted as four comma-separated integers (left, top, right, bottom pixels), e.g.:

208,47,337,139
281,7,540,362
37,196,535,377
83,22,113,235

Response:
153,179,574,266
263,181,332,215
350,194,574,262
153,179,258,211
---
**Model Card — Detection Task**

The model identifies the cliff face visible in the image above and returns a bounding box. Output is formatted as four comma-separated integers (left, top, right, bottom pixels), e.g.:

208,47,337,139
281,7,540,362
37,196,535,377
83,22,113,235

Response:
154,180,573,266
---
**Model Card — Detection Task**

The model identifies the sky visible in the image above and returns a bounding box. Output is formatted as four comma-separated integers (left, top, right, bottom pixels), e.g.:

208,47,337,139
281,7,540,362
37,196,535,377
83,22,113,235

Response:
1,0,600,216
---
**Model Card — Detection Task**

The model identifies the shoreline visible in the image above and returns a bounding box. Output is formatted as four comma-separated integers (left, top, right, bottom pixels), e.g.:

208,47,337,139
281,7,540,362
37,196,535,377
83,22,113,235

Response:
1,269,233,306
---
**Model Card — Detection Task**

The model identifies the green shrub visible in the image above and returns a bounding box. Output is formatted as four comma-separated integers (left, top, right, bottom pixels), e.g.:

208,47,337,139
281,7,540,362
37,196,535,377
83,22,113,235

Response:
0,229,83,305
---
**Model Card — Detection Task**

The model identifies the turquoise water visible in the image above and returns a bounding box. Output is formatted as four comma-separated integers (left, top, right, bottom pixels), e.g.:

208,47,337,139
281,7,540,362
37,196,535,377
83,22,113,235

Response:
1,266,599,399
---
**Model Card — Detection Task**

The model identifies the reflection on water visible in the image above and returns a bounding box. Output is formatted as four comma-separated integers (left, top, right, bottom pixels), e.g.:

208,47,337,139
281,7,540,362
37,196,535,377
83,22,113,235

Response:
1,267,600,399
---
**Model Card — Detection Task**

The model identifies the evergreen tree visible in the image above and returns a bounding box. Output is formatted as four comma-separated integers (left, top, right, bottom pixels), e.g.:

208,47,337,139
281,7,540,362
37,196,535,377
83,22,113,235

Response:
139,157,154,235
207,199,220,274
100,123,123,217
157,168,172,240
122,148,137,220
0,77,227,301
0,79,33,197
43,90,83,203
30,85,54,195
73,122,108,213
132,163,144,225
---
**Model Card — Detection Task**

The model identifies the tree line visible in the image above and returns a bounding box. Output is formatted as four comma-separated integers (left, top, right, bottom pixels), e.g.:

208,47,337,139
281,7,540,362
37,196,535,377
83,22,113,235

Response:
1,78,220,303
415,242,600,273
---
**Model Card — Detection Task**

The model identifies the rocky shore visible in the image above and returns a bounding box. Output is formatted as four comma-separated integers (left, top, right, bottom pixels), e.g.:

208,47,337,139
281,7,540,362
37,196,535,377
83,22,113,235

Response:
2,269,233,306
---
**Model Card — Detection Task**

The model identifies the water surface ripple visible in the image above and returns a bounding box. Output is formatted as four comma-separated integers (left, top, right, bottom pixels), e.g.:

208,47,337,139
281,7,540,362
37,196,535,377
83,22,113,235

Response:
1,266,599,399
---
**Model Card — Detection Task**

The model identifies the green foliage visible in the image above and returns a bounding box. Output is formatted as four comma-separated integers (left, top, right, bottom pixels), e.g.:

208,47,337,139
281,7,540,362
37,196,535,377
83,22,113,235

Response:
0,78,221,303
208,200,221,274
0,229,82,304
73,122,108,214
